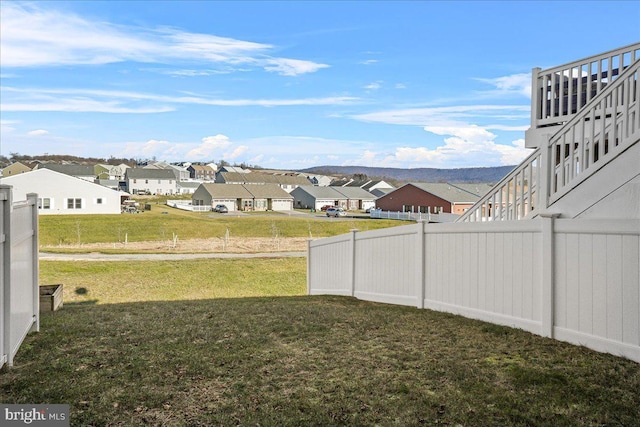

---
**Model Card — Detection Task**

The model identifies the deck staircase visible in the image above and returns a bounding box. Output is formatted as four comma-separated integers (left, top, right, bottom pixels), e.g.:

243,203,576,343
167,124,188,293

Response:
458,43,640,222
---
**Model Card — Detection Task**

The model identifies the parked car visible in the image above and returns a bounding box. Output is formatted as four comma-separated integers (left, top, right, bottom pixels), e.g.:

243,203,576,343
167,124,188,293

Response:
326,207,347,217
213,204,229,213
365,206,378,213
320,205,335,211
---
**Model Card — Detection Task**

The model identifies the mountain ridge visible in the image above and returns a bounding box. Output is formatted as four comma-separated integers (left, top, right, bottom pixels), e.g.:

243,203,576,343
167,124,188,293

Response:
299,165,515,184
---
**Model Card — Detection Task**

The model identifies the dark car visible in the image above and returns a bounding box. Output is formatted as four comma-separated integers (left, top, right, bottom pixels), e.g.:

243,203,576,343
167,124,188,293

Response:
213,204,229,213
320,205,335,211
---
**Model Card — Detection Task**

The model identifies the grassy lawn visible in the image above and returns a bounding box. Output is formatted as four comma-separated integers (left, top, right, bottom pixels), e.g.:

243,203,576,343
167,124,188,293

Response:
1,259,639,426
39,205,401,248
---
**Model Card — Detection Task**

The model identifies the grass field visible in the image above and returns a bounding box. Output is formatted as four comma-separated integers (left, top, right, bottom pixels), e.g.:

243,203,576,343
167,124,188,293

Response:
39,205,401,248
1,259,639,426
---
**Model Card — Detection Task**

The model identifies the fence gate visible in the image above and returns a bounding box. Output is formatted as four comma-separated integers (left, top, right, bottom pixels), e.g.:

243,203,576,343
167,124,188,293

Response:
0,185,39,368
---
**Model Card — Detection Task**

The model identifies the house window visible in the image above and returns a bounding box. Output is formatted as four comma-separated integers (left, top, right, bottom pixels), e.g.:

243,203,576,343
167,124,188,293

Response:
67,198,82,209
133,179,137,184
38,198,51,210
145,179,149,184
158,179,161,184
96,198,103,205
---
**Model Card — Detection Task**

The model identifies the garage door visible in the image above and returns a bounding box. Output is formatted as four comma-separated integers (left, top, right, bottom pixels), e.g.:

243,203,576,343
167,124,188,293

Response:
272,199,292,210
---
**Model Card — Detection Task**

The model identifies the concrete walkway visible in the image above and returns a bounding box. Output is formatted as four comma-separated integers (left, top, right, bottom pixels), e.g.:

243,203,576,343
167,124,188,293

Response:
40,251,307,262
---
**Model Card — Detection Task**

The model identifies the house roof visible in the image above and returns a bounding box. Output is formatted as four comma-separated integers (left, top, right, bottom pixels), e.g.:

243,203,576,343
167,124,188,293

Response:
39,163,95,176
198,183,255,199
332,186,375,200
292,185,347,199
404,183,485,203
244,184,293,199
178,181,202,189
218,171,309,186
189,164,215,172
125,168,176,179
197,183,292,199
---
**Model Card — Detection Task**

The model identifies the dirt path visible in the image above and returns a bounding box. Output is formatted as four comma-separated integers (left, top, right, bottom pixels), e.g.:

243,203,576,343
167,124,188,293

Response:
40,237,309,261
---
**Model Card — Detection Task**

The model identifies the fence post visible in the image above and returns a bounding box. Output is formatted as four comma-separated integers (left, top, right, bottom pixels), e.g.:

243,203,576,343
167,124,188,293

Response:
1,186,11,366
540,213,559,338
416,221,426,309
350,229,358,297
306,239,312,295
27,193,39,333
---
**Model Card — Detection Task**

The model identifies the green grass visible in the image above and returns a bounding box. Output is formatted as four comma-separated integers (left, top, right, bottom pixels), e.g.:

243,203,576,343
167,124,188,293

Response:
40,258,307,304
2,260,639,426
39,206,401,247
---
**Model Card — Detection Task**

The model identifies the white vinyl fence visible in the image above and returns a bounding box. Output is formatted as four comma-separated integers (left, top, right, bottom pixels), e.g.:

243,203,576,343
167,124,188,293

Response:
0,186,39,368
308,217,640,362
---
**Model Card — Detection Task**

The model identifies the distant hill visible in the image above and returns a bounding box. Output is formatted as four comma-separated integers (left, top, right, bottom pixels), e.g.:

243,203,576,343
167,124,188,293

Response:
300,165,515,184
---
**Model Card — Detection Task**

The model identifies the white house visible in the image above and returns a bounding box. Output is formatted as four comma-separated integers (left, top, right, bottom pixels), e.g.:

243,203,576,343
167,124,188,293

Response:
125,168,177,195
0,169,125,214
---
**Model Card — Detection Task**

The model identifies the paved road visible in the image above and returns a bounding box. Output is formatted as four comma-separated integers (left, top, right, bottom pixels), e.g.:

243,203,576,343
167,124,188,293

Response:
40,251,307,262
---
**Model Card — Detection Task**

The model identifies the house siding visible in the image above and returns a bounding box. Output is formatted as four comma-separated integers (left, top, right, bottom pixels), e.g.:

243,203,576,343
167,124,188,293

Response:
376,185,453,213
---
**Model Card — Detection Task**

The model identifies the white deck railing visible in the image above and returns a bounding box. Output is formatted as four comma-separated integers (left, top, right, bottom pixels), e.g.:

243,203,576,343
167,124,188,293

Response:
308,218,640,362
548,57,640,204
532,42,640,129
0,186,39,369
458,150,542,222
459,52,640,223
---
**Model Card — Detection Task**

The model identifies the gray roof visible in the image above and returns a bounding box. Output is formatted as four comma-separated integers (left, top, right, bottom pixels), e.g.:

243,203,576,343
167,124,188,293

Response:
39,163,95,176
178,181,202,189
199,183,254,199
333,186,375,200
197,183,291,199
125,168,176,180
244,184,293,199
218,172,309,186
292,185,347,199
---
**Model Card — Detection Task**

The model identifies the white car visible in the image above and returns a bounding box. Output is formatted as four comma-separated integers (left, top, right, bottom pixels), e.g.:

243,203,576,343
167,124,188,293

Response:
326,207,347,217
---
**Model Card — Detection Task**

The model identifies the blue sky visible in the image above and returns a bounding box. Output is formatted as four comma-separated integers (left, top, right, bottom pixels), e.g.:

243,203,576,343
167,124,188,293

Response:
1,1,639,169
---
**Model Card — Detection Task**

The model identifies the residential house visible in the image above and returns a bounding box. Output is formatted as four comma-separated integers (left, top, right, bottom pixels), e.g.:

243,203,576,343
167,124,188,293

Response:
305,174,333,186
125,169,177,195
177,181,201,195
219,165,251,173
375,182,491,215
215,171,310,193
192,183,293,211
188,164,216,181
144,161,189,181
333,186,376,211
36,163,96,182
95,163,129,180
1,162,33,177
0,168,125,214
370,187,394,198
290,186,348,210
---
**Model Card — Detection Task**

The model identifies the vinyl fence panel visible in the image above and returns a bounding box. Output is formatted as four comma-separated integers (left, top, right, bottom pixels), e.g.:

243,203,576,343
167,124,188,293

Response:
1,186,39,368
308,217,640,362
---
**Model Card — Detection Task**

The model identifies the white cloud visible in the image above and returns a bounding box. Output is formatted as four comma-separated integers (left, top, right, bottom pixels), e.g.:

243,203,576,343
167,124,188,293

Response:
27,129,49,136
359,59,378,65
185,134,232,159
474,73,531,98
395,83,406,89
0,86,359,113
263,58,329,76
364,81,382,91
0,119,18,132
352,104,530,127
0,2,328,76
225,145,248,159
